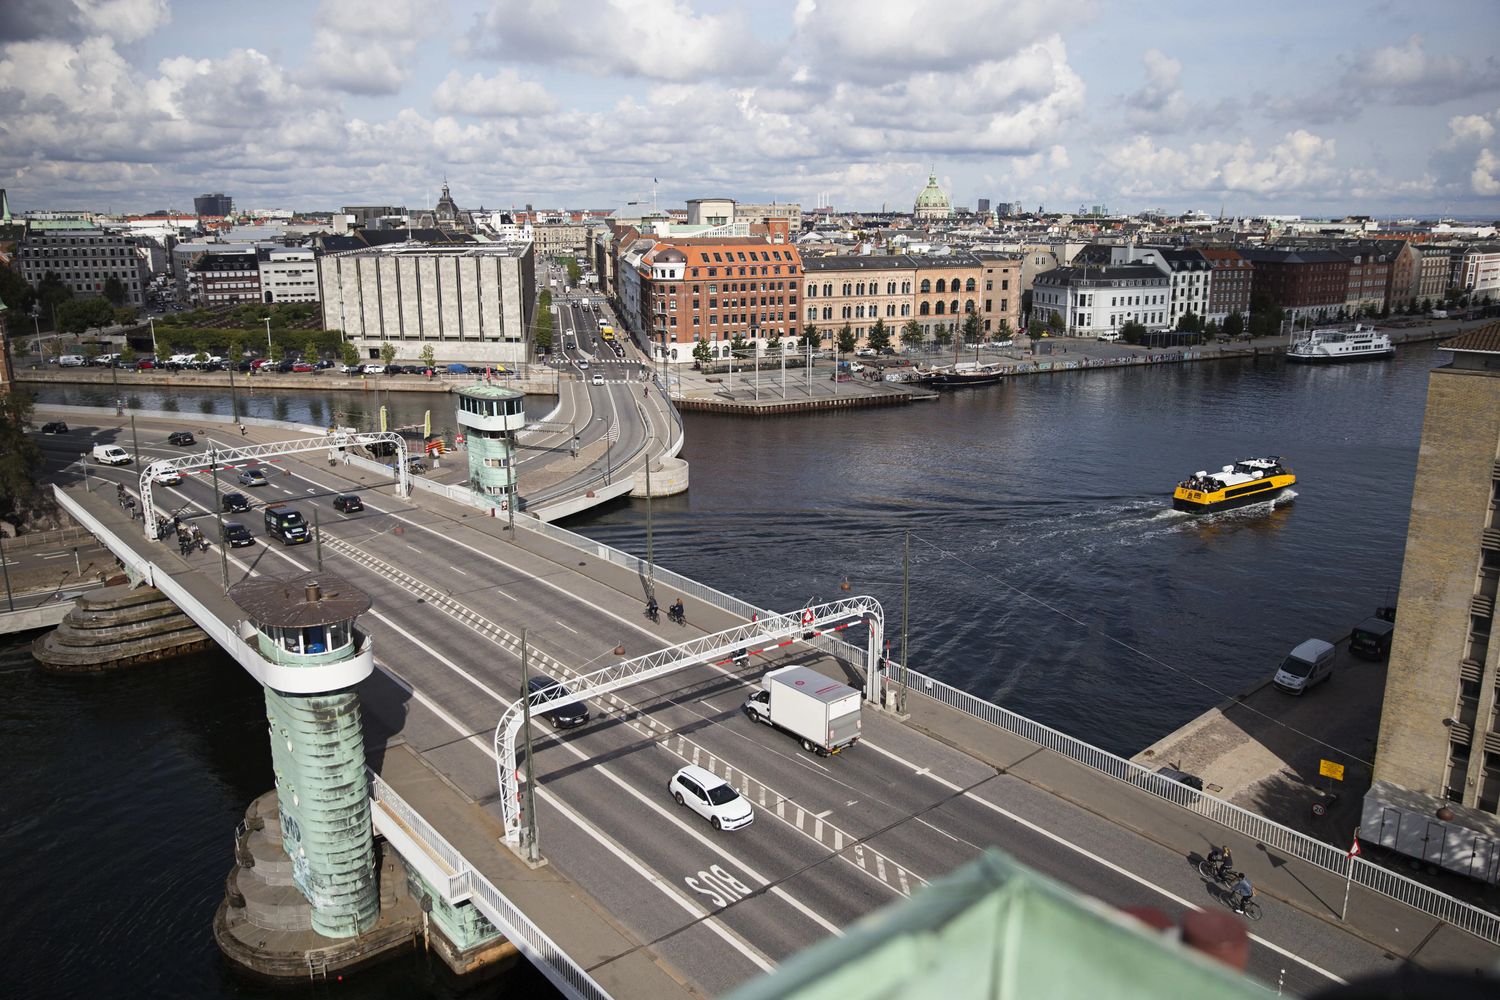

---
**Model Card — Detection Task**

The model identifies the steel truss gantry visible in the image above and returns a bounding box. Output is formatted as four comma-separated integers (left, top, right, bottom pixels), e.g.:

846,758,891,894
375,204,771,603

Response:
493,595,885,846
138,431,410,539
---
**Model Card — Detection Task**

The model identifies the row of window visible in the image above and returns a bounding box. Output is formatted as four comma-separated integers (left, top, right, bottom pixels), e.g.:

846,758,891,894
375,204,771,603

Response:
686,264,798,279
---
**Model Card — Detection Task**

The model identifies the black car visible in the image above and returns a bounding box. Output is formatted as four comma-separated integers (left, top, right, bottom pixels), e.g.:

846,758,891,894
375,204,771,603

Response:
222,522,255,547
167,431,196,446
386,364,405,375
235,361,253,373
276,360,296,373
314,359,335,370
221,491,252,513
332,494,364,514
525,674,590,728
41,421,68,434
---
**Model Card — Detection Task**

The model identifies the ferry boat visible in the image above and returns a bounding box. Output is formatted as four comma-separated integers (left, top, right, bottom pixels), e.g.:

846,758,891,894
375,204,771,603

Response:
1172,457,1295,512
1285,324,1394,364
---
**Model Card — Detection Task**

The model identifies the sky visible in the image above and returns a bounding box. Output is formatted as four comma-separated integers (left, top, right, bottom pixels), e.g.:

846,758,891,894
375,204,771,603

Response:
2,0,1499,219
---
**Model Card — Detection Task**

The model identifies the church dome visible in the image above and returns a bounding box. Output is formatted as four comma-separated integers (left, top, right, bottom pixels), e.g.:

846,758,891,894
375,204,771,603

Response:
914,172,951,219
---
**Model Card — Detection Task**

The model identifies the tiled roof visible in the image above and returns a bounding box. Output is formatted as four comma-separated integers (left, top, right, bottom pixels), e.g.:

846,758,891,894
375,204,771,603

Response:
1440,322,1500,354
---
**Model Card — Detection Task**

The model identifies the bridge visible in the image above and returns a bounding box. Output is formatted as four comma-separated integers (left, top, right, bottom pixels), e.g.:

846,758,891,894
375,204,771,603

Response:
33,405,1500,998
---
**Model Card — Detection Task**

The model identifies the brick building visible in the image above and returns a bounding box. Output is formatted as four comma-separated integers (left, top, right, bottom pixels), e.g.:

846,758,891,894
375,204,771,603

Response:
975,252,1022,338
638,238,802,364
1198,247,1252,328
188,249,260,306
1241,248,1351,321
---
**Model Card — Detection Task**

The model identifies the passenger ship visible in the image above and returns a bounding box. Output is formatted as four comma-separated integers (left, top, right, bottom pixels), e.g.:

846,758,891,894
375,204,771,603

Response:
1172,457,1296,512
1285,324,1394,364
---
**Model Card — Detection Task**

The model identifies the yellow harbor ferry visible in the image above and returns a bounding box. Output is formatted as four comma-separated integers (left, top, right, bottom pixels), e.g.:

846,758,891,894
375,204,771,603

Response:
1173,457,1296,512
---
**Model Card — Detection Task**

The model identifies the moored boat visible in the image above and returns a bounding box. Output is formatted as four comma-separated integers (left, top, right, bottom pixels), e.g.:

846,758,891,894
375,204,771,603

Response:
1286,324,1394,363
929,362,1004,387
1172,456,1295,512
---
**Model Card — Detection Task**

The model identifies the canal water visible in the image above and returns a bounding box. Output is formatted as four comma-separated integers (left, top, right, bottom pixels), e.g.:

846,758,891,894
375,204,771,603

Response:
9,344,1442,995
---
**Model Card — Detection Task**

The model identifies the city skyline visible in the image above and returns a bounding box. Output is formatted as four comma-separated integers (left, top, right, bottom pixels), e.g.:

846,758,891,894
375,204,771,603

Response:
3,0,1500,217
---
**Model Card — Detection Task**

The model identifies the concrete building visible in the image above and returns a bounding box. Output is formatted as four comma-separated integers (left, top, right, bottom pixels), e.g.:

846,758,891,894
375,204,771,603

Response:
1416,244,1453,304
1198,247,1253,328
189,248,260,306
974,251,1021,338
1364,324,1500,884
1455,245,1500,302
318,242,536,364
685,199,735,227
913,173,952,220
735,201,803,232
530,222,590,259
1092,246,1213,329
258,248,319,304
13,228,152,307
194,192,233,217
1032,264,1170,338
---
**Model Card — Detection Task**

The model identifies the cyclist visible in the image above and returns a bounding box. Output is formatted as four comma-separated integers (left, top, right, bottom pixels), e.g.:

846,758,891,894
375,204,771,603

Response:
1231,873,1255,914
669,597,685,622
645,594,659,620
1208,844,1234,879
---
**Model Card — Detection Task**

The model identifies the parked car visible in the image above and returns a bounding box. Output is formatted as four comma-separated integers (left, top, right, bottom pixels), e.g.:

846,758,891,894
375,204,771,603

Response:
340,363,364,375
314,359,334,370
221,522,255,548
40,421,68,434
235,361,253,373
385,364,405,375
291,362,314,373
668,765,753,831
251,359,272,370
221,491,252,513
445,363,469,374
58,355,86,367
363,364,386,375
237,468,269,487
1272,638,1337,695
135,359,156,370
525,674,591,728
167,431,196,446
332,494,364,514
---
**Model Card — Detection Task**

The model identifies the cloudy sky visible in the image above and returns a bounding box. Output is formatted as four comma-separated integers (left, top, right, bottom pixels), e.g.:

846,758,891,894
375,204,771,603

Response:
3,0,1499,218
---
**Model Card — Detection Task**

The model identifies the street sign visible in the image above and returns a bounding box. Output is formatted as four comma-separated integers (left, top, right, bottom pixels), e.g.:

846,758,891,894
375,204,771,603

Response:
1319,759,1345,781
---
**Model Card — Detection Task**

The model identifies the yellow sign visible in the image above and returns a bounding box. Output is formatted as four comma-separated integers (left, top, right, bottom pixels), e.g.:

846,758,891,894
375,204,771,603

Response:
1319,759,1345,781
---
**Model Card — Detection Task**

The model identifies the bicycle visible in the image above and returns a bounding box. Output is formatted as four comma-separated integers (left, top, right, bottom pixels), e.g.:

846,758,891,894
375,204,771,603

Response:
1198,860,1241,886
667,605,685,626
644,603,659,624
1229,895,1263,921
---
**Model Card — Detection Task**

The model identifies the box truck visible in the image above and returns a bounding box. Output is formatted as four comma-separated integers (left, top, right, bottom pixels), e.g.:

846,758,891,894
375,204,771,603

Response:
743,665,861,754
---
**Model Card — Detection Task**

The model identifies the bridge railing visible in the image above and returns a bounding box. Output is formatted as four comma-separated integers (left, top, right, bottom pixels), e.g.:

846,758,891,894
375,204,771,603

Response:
367,771,611,1000
510,516,1500,945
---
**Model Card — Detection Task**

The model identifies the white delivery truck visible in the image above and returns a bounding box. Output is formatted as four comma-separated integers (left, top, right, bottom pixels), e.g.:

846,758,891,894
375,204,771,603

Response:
743,665,862,754
92,444,132,465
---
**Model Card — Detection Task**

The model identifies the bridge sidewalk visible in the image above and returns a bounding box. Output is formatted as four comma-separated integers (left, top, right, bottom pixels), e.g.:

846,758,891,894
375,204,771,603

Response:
375,743,700,1000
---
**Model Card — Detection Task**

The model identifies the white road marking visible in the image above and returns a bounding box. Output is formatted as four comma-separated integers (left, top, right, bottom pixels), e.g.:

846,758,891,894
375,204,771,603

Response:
554,620,578,634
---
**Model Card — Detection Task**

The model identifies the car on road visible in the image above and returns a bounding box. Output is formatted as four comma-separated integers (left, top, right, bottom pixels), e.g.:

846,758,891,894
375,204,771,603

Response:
340,363,364,375
576,360,589,370
40,421,68,434
668,765,753,831
221,491,252,513
332,494,364,514
237,467,269,487
363,364,386,375
151,468,182,486
221,522,255,547
591,372,605,385
167,431,196,446
525,674,590,728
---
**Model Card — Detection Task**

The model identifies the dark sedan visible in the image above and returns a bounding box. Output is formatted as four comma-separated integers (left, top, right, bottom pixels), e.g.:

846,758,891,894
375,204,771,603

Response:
332,494,364,514
222,522,255,547
221,491,252,513
41,421,69,434
167,431,196,446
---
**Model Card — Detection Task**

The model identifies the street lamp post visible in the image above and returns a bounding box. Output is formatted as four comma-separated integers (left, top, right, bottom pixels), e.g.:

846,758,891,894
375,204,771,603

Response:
596,417,612,485
263,316,272,357
147,316,157,359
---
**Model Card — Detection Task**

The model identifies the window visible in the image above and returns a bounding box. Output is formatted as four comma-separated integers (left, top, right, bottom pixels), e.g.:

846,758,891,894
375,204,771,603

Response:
919,302,930,315
920,279,931,293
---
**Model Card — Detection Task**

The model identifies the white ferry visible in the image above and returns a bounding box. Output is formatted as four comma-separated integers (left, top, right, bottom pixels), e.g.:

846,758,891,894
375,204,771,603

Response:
1286,324,1394,364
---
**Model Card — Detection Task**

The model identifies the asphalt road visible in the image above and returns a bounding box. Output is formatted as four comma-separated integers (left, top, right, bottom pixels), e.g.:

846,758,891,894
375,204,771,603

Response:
38,410,1490,996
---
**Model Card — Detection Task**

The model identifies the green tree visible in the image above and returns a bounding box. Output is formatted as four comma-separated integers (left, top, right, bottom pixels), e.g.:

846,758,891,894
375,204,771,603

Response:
729,332,750,358
902,318,923,352
836,323,857,355
567,259,581,285
1248,291,1284,339
1119,320,1147,345
0,390,44,523
961,311,983,344
1202,319,1220,341
996,318,1012,341
0,262,35,315
1222,311,1245,339
120,344,137,364
304,338,320,363
801,323,821,351
1176,311,1201,333
420,343,436,369
380,341,397,366
194,349,208,365
341,341,360,369
867,318,891,352
36,271,72,322
693,338,713,365
82,342,100,363
1046,309,1064,333
933,323,954,350
766,330,782,354
102,276,127,306
57,297,114,334
267,341,283,364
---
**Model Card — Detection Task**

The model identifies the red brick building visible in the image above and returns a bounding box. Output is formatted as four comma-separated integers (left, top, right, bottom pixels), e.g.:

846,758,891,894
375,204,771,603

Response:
1197,247,1252,328
1241,248,1351,320
640,237,802,363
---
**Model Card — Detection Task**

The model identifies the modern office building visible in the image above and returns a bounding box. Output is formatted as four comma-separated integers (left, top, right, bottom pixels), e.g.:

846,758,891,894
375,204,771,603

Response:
194,192,233,217
318,242,536,364
1364,324,1500,884
13,227,152,307
189,248,260,305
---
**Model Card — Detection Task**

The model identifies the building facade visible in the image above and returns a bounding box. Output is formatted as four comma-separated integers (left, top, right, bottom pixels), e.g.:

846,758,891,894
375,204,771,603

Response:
1198,247,1252,327
639,238,803,363
803,256,915,346
189,249,260,305
531,222,591,259
914,256,983,338
1417,244,1453,303
194,192,233,217
259,248,319,304
1456,245,1500,302
318,243,536,364
735,202,803,232
1364,325,1500,883
1341,243,1395,314
1032,264,1171,337
975,252,1021,338
13,228,152,307
1242,248,1351,321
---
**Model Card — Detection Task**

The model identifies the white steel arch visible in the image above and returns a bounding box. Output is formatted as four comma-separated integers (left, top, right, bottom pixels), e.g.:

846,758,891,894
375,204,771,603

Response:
138,431,411,539
492,595,885,846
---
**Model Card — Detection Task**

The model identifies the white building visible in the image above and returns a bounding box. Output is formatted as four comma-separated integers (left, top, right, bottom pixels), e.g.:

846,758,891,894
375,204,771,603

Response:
259,248,319,304
1108,246,1213,327
1456,245,1500,302
318,242,536,364
1032,263,1171,337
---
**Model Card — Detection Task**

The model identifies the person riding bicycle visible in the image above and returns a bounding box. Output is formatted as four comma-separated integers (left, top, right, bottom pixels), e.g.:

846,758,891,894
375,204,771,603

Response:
116,483,126,505
669,597,684,621
1231,874,1254,913
1208,844,1234,879
646,594,659,619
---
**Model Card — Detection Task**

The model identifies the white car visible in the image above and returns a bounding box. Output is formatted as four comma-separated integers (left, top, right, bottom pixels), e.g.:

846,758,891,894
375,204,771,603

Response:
591,373,605,385
152,468,182,485
668,765,754,831
363,364,386,375
855,347,877,358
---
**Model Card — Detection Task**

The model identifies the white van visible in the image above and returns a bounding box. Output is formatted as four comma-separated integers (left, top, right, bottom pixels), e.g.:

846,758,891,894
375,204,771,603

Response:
57,355,86,367
91,444,132,465
1097,331,1122,343
1273,638,1336,695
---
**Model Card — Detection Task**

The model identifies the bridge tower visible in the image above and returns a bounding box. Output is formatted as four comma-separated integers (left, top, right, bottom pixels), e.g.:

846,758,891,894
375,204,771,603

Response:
228,573,379,937
455,383,526,509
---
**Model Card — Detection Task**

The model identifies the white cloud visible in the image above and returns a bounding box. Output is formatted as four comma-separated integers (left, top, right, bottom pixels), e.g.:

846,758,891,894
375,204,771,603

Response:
1445,112,1496,149
305,0,434,96
1105,129,1343,202
432,68,555,116
1343,34,1500,106
1473,149,1500,197
467,0,759,82
0,0,168,43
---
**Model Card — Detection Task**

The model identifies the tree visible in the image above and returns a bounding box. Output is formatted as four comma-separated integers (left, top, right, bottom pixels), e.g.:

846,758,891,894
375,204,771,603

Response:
933,323,954,350
801,323,821,351
1202,319,1220,341
867,318,891,353
902,318,923,352
420,343,436,369
995,318,1012,341
765,330,782,355
304,338,320,363
340,342,360,369
1222,311,1245,339
36,271,72,323
567,259,582,285
267,341,283,364
1118,320,1147,345
57,297,114,334
102,276,127,306
0,390,44,524
380,341,397,366
120,344,137,364
730,332,750,359
227,337,244,364
961,311,983,344
693,338,712,365
836,323,857,355
0,262,35,315
1046,309,1064,334
1176,311,1201,333
1248,291,1284,339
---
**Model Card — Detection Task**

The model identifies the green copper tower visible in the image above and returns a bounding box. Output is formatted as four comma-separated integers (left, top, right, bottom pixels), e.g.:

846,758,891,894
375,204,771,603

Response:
455,383,526,507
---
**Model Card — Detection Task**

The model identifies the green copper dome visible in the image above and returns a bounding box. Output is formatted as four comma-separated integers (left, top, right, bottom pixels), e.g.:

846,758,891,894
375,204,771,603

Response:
914,172,951,217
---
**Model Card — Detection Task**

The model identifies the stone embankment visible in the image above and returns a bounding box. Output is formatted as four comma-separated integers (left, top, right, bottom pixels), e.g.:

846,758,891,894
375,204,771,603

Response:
31,583,212,671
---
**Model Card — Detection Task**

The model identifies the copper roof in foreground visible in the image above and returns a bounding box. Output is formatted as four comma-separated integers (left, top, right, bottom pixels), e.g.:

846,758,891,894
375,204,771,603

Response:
1440,321,1500,354
229,573,372,627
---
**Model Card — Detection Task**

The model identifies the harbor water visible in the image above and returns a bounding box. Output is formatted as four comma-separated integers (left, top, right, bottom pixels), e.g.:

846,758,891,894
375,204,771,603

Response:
8,344,1442,994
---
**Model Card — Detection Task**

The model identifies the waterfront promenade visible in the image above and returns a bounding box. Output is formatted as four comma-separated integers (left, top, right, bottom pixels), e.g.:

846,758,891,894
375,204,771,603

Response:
35,406,1500,998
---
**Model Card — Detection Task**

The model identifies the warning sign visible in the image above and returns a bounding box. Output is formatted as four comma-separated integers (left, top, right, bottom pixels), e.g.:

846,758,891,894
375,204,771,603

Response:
1319,759,1346,781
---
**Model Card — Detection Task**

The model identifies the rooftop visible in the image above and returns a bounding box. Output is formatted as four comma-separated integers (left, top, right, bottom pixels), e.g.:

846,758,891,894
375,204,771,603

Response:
1440,321,1500,355
457,383,525,400
229,573,372,628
